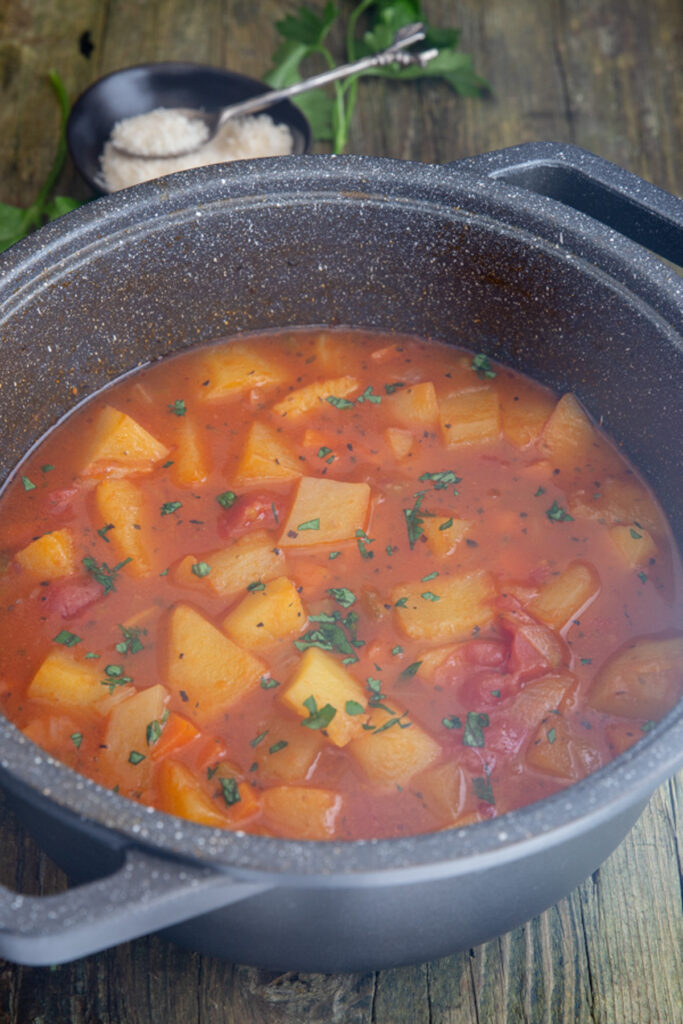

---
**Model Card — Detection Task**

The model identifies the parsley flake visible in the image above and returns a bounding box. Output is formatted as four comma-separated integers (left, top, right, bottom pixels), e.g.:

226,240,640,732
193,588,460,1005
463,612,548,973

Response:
53,629,81,647
546,500,574,523
463,711,489,747
216,490,237,509
168,399,187,416
472,353,496,379
160,500,183,516
220,777,241,806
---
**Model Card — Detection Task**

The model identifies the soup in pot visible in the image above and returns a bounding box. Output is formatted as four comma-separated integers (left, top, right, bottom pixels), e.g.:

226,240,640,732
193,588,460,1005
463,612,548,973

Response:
0,329,680,839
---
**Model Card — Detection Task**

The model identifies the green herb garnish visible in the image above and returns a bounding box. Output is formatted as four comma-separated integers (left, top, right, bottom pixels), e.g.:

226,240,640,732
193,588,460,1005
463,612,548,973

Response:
168,399,186,416
160,500,183,516
403,491,432,549
327,586,356,608
191,561,212,578
70,732,83,749
115,624,146,655
53,629,81,647
128,751,145,765
301,695,337,730
546,500,574,523
82,555,131,595
463,711,489,747
220,777,241,805
216,490,238,509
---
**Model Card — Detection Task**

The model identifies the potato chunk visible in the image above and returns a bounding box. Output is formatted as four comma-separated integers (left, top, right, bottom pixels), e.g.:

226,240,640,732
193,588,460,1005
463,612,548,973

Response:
234,421,303,485
569,477,662,532
281,647,368,746
588,636,683,720
349,707,441,786
422,515,471,557
200,344,286,400
416,761,468,824
387,381,439,427
528,561,600,631
272,376,358,418
166,604,265,725
255,716,324,784
261,785,342,840
279,477,371,547
82,405,169,476
609,524,657,568
99,683,169,794
28,651,103,708
172,417,210,487
207,530,286,599
526,716,602,782
157,759,230,828
499,381,555,448
15,528,75,580
539,394,595,467
222,576,306,648
391,569,495,642
439,387,500,447
95,478,153,576
384,427,415,461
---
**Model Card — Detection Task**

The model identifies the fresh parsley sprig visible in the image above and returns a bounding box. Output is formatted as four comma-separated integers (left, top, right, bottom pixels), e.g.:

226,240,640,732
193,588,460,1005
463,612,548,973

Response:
265,1,487,153
0,71,82,254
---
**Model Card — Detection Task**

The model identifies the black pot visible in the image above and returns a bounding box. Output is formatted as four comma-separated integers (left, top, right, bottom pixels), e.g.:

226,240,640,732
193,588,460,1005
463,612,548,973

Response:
0,143,681,971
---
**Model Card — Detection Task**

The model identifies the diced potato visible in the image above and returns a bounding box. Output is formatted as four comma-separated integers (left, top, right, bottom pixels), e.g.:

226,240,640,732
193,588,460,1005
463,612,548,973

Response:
526,715,601,782
510,674,572,723
384,427,415,461
166,604,266,726
254,716,324,784
272,376,358,418
99,683,169,794
156,759,230,828
15,528,75,580
387,381,439,427
422,515,471,557
569,477,662,532
391,569,496,642
439,387,500,447
28,651,103,708
172,553,213,591
605,720,645,757
609,524,657,568
209,761,262,826
528,561,600,631
416,761,468,823
95,478,153,577
499,380,555,448
82,405,169,476
539,394,595,467
313,332,347,373
234,421,303,484
222,576,306,648
207,530,286,598
349,707,441,786
261,785,342,840
588,635,683,720
200,344,287,400
22,713,81,758
281,647,368,747
172,417,210,487
279,477,370,547
415,644,461,683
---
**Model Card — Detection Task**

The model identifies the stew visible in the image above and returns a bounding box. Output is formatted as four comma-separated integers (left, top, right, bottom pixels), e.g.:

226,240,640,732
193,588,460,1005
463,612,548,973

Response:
0,329,680,840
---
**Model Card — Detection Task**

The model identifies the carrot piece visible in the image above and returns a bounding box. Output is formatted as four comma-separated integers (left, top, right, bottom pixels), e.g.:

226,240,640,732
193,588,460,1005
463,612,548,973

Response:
150,712,200,761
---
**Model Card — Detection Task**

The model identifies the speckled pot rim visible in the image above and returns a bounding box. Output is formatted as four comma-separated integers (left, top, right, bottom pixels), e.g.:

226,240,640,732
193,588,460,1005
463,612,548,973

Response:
0,151,681,883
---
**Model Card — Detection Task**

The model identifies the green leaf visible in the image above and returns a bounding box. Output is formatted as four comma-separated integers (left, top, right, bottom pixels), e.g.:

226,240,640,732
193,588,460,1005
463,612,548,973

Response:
292,88,336,141
463,711,489,747
43,195,82,221
301,694,337,730
276,2,339,46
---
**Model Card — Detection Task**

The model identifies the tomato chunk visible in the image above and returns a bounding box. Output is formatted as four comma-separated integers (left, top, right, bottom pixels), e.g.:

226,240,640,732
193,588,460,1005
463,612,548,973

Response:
217,491,289,539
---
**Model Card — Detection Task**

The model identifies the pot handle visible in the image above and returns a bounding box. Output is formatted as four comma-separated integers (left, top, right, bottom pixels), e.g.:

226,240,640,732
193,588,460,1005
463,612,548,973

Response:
0,846,269,966
450,141,683,266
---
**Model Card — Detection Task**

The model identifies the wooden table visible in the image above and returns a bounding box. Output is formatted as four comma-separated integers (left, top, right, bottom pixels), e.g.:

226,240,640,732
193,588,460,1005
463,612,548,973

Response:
0,2,681,1021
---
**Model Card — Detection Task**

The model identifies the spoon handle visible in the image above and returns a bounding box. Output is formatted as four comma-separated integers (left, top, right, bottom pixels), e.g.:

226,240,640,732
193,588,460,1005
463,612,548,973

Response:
215,23,438,127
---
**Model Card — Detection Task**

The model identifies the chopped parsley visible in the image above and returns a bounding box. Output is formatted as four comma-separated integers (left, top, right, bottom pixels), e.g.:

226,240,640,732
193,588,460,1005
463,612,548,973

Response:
191,561,212,578
21,476,36,491
442,715,462,730
115,624,146,655
220,777,241,805
421,591,440,602
356,385,381,404
419,470,461,493
268,740,289,754
630,527,643,539
296,518,320,531
250,730,269,749
216,490,237,509
260,675,280,689
355,528,375,559
128,751,145,765
82,555,131,595
53,629,81,647
326,395,354,410
301,695,337,730
463,711,489,748
547,727,557,744
384,381,406,394
168,399,187,416
546,501,574,523
472,353,496,379
327,586,356,608
70,732,83,749
345,700,365,716
403,491,432,549
247,580,266,592
534,486,546,497
294,609,363,663
160,500,183,516
97,523,115,543
473,771,495,805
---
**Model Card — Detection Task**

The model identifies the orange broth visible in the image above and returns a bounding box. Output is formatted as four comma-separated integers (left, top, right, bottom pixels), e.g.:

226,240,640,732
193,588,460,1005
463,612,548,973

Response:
0,329,680,840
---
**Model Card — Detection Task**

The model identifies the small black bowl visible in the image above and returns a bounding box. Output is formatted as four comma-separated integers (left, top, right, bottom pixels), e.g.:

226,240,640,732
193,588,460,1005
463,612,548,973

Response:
67,61,311,193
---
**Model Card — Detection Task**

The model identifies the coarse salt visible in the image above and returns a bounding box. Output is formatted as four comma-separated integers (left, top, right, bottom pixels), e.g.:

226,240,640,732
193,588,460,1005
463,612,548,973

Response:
100,106,294,192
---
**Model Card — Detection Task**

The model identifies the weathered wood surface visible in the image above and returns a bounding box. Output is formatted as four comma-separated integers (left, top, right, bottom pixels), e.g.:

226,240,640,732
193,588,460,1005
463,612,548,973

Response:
0,1,681,1021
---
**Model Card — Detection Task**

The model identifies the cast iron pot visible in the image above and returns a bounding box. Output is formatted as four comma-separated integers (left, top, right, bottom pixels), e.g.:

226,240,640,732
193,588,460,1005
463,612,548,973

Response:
0,142,681,971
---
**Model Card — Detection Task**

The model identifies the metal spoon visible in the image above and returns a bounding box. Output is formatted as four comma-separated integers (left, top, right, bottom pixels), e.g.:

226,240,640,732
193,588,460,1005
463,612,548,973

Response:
111,24,438,160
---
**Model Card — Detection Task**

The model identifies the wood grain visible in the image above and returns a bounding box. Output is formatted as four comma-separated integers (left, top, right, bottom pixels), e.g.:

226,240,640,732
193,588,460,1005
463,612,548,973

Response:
0,1,681,1021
